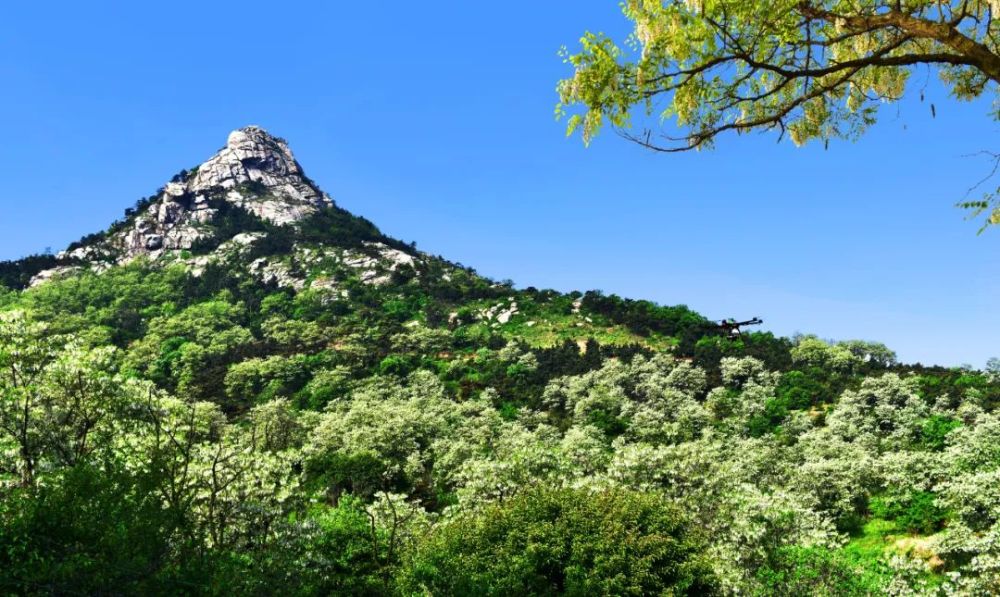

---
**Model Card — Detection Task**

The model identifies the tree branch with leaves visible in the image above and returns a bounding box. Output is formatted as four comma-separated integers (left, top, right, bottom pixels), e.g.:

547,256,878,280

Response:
558,0,1000,227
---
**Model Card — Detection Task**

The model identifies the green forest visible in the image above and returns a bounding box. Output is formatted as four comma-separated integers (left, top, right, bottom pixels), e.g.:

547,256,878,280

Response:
2,192,1000,595
5,0,1000,592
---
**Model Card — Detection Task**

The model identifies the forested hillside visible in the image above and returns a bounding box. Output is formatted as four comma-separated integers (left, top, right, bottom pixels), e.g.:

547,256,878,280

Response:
2,128,999,595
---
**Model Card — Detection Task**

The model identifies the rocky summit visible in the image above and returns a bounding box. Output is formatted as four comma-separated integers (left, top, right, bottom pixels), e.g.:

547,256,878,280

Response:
12,126,426,291
62,126,331,264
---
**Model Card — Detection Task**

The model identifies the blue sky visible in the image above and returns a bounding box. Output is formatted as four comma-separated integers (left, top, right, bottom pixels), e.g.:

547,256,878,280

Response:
1,1,997,367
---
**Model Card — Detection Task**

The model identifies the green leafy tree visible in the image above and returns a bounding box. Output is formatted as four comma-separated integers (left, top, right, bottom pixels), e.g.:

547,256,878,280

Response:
559,0,1000,226
0,312,57,486
0,463,183,594
399,487,717,596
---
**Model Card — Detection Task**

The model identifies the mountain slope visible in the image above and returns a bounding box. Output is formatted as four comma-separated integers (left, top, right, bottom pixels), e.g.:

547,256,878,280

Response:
2,126,716,359
86,125,332,262
1,127,998,595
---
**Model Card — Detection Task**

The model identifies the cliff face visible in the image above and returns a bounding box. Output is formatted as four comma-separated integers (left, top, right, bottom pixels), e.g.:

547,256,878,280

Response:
183,126,329,224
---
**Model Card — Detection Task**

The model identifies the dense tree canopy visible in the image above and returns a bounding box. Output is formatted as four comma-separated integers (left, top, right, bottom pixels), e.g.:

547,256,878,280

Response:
558,0,1000,226
2,258,998,593
2,203,1000,594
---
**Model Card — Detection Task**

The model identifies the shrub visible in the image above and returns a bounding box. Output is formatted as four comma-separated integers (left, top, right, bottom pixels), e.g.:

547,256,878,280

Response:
755,546,888,596
398,487,717,596
870,491,948,535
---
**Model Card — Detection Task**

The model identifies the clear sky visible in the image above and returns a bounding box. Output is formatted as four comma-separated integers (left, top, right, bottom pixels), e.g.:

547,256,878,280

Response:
1,1,997,367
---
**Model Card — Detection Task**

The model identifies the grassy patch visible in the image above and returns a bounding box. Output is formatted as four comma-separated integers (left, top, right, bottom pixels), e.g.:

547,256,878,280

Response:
843,519,897,563
842,518,947,590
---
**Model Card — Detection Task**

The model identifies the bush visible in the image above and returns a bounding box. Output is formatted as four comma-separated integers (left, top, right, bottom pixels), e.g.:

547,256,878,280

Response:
870,491,948,535
920,415,961,451
748,393,800,438
755,546,888,596
306,451,387,501
0,464,181,594
398,487,717,596
581,291,711,343
776,370,831,409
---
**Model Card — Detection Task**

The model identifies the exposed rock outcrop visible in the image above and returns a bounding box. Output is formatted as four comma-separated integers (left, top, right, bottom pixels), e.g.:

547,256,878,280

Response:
343,242,418,286
29,126,437,292
109,126,332,262
187,127,329,225
28,266,82,288
480,298,519,326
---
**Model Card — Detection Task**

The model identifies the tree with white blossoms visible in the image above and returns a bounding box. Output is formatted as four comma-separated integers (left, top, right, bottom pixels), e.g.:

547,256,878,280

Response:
935,468,1000,593
365,491,431,590
556,425,611,480
839,340,898,368
304,371,465,500
119,392,303,553
543,354,711,443
708,484,842,593
187,432,300,551
604,434,840,592
927,413,1000,593
789,426,877,529
0,312,148,487
791,336,863,373
427,391,508,490
705,356,782,435
449,420,562,507
33,344,138,469
389,325,452,357
826,373,929,451
247,398,316,453
623,355,711,444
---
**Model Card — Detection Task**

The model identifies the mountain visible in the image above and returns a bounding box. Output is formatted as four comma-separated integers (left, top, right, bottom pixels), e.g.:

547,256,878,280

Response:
1,127,998,595
93,125,331,259
17,126,421,289
2,126,715,360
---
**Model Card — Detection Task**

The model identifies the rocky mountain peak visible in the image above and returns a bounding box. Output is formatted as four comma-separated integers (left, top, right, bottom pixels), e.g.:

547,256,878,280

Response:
183,126,327,211
23,126,428,291
61,126,335,264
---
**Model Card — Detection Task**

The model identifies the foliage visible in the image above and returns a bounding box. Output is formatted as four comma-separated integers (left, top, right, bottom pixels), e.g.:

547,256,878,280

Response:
295,204,398,250
189,198,284,254
0,464,182,595
1,201,999,594
0,254,67,291
558,0,1000,227
870,491,948,535
399,487,717,596
754,546,889,596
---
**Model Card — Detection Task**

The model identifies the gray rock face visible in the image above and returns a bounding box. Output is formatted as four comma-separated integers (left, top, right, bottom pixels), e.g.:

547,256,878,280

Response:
187,127,330,224
249,257,305,291
479,298,519,326
343,242,418,286
106,126,332,262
